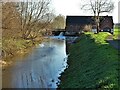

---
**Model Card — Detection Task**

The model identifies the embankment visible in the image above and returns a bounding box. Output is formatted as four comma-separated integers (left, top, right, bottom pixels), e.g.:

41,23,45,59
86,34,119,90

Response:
1,37,44,69
59,32,119,89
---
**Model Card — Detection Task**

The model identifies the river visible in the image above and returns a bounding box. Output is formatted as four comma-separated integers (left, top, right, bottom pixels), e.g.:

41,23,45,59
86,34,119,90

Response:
2,38,68,88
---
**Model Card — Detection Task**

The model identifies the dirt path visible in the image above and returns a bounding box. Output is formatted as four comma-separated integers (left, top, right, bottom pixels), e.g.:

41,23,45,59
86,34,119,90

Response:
106,35,120,50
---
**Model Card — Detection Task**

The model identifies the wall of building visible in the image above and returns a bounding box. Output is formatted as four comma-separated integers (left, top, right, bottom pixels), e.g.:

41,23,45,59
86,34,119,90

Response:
100,18,113,30
66,24,92,32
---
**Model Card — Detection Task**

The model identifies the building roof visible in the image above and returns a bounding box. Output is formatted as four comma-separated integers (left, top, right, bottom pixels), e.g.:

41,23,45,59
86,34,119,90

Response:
66,16,113,25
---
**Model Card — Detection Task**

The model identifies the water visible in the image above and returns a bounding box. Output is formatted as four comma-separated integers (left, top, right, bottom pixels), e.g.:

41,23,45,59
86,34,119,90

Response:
2,39,68,88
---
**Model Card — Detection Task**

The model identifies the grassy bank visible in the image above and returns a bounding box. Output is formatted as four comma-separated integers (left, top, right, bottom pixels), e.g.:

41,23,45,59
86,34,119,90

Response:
59,32,119,89
1,37,44,69
113,28,120,40
2,38,42,56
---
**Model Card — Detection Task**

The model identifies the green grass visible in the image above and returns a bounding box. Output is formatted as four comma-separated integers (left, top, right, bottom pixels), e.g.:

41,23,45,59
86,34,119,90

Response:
85,32,111,44
59,32,119,89
113,28,120,39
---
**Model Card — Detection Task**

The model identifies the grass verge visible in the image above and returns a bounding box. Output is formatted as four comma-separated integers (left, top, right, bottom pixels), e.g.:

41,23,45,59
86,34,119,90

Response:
59,32,119,89
113,28,120,40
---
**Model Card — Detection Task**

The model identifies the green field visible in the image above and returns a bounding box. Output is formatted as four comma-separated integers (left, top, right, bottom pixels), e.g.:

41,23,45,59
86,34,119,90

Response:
59,32,119,89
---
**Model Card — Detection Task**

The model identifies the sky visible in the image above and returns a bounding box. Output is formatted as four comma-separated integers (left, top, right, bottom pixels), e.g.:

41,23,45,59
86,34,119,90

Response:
51,0,119,23
2,0,119,23
118,0,120,23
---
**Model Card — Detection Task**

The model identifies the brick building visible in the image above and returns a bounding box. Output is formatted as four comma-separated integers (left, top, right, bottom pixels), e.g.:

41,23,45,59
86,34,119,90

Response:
66,16,114,34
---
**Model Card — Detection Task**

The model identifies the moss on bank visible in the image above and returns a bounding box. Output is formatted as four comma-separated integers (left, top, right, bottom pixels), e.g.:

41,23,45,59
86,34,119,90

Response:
59,32,119,89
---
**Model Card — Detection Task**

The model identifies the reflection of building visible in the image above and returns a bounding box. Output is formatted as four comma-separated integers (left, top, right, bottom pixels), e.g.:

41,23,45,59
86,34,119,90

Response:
66,16,114,34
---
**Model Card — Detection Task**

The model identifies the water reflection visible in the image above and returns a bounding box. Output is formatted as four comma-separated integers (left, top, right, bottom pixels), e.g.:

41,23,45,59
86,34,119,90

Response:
2,39,68,88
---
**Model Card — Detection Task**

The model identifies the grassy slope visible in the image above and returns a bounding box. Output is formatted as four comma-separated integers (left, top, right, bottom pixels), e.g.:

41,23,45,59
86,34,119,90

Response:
113,27,120,39
1,37,44,68
2,37,43,60
59,32,119,89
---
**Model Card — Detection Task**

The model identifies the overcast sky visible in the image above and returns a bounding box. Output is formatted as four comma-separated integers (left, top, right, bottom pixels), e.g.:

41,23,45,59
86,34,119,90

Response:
2,0,119,23
118,0,120,23
51,0,119,23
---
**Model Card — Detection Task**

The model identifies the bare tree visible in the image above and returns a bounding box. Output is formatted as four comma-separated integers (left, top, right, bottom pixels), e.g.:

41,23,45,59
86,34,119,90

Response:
16,0,54,39
81,0,114,33
2,2,23,57
2,2,21,38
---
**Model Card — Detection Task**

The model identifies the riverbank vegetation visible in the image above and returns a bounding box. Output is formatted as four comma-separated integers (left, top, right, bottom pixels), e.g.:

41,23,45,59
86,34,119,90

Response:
1,1,65,67
59,32,119,89
1,1,50,61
